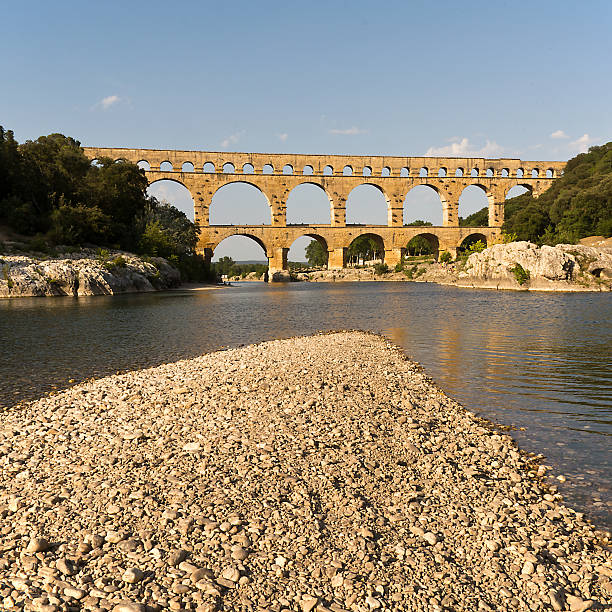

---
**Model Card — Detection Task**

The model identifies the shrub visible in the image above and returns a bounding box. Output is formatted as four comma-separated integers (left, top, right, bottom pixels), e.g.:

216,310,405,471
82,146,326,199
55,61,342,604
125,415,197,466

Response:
374,262,389,275
501,231,518,244
96,248,110,262
103,255,127,271
48,202,111,246
439,251,452,264
29,234,52,254
394,261,404,273
2,264,14,289
510,263,530,285
466,239,486,254
404,264,417,279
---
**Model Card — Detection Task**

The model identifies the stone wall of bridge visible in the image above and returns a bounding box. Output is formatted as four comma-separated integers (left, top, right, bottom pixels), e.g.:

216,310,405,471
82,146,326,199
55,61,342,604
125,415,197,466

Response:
82,147,565,275
201,224,500,273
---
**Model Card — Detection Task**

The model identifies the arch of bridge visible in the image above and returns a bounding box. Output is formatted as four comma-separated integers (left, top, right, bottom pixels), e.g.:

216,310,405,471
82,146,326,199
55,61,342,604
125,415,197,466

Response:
205,224,501,254
82,147,565,266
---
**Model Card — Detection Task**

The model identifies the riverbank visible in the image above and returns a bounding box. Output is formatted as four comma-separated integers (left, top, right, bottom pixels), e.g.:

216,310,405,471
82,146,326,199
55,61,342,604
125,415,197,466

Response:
0,250,181,298
293,242,612,292
0,332,609,611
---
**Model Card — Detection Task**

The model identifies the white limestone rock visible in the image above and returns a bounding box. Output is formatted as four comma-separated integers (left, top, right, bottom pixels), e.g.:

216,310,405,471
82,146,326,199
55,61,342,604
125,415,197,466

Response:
0,250,181,298
465,241,612,286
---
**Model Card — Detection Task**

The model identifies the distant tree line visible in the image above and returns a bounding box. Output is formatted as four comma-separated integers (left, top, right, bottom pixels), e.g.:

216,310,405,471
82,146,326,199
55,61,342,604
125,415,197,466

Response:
213,256,268,279
0,126,213,281
459,142,612,243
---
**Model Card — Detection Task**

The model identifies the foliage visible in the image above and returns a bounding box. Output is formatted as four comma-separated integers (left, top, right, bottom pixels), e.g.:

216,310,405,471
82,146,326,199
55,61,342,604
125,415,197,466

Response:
288,261,313,270
48,200,111,246
451,143,612,244
465,239,486,254
212,255,268,280
373,262,389,275
406,235,434,256
347,235,383,265
404,264,425,280
103,255,127,271
28,234,52,254
510,262,530,285
136,199,199,257
455,238,487,263
137,220,175,258
439,250,452,263
459,208,489,227
96,248,110,262
214,256,236,276
0,125,216,284
305,239,328,267
175,253,215,282
2,264,13,289
501,142,612,243
394,261,404,272
0,128,148,248
404,220,433,227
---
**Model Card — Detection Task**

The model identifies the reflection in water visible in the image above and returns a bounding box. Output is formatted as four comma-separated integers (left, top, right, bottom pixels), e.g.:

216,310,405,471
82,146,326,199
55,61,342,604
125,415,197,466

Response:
1,282,611,529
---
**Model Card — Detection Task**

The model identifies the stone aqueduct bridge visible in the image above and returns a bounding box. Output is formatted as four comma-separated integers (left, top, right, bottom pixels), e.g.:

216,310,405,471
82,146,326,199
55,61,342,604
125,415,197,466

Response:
83,147,565,274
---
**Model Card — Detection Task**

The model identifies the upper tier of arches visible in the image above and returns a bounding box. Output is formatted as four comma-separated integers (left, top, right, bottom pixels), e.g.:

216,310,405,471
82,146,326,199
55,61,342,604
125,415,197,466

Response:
84,147,566,180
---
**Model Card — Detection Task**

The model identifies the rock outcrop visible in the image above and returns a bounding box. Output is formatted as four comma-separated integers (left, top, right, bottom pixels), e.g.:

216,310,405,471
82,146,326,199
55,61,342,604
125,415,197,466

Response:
0,251,181,298
460,242,612,290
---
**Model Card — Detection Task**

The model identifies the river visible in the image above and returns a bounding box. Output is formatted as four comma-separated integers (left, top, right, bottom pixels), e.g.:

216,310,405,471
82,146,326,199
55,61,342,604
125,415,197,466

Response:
1,282,611,530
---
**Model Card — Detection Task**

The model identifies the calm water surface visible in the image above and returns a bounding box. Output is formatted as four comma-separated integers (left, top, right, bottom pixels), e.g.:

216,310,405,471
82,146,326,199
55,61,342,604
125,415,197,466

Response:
1,282,611,529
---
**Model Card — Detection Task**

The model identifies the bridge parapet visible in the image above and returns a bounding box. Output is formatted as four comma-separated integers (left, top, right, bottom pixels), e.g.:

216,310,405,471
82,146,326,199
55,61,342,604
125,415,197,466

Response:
83,147,565,179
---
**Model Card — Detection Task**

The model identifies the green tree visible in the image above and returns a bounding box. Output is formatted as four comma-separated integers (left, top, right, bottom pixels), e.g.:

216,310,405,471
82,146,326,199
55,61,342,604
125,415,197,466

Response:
502,142,612,243
459,207,489,227
305,239,327,267
136,199,199,257
0,127,151,249
87,157,150,248
215,256,236,276
347,235,383,265
405,220,433,227
406,235,434,255
48,199,111,245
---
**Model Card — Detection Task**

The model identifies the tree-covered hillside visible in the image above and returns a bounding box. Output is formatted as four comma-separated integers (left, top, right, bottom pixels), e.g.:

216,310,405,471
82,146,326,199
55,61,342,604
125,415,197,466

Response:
0,126,212,280
463,142,612,244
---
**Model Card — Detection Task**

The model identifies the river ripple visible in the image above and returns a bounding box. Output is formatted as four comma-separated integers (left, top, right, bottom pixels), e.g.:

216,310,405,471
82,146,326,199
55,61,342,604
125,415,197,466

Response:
1,282,610,529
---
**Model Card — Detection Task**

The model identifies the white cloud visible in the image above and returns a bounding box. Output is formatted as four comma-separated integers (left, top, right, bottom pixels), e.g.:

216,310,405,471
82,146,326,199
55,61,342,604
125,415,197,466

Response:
99,95,120,110
569,133,594,153
220,130,245,148
277,133,288,142
329,126,366,135
550,129,568,139
425,137,504,158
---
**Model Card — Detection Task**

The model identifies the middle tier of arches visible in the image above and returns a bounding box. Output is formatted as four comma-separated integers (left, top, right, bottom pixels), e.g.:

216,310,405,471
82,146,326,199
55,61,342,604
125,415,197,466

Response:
146,171,546,229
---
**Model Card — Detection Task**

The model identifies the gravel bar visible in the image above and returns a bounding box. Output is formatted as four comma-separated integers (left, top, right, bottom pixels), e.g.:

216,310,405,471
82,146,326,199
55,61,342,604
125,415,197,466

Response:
0,332,610,612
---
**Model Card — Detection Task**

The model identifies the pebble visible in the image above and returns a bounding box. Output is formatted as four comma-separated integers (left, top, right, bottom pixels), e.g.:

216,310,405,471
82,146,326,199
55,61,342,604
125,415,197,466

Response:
122,567,145,584
26,537,50,553
112,603,146,612
63,586,86,599
56,557,76,576
301,595,318,612
0,332,609,612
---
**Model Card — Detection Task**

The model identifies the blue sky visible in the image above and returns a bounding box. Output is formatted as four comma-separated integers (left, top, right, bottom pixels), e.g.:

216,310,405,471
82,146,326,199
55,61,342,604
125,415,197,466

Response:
2,0,611,260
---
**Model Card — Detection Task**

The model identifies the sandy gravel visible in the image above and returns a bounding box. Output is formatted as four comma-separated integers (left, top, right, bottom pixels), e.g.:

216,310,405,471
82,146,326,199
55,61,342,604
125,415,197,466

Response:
0,332,610,611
